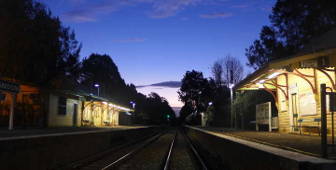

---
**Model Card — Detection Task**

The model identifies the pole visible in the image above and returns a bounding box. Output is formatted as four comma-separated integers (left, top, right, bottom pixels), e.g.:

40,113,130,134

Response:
321,84,328,158
97,87,100,96
8,93,16,130
230,87,234,128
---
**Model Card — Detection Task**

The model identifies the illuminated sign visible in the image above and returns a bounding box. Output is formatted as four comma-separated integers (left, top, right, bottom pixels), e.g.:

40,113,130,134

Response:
0,80,20,93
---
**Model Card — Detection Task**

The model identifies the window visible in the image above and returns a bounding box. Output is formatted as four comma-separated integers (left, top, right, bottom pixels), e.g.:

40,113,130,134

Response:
58,97,67,115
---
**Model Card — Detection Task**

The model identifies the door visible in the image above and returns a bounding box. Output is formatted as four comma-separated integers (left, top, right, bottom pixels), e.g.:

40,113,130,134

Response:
291,93,299,131
73,103,78,127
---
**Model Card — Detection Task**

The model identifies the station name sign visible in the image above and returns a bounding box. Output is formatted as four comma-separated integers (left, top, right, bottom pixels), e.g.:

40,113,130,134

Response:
0,80,20,93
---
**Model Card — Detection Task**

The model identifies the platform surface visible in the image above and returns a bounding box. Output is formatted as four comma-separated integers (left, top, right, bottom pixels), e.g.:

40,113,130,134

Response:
200,127,336,159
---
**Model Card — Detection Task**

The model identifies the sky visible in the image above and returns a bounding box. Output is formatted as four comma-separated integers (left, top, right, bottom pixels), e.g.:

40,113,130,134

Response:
40,0,275,108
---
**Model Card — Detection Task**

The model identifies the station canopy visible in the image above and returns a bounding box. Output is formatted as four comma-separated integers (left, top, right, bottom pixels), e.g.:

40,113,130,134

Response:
235,28,336,92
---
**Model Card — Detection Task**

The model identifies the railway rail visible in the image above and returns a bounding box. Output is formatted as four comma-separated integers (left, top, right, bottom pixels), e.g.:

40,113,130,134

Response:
68,128,208,170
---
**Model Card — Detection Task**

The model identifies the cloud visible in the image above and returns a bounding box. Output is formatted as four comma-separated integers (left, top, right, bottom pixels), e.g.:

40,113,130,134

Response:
200,12,233,19
112,38,146,43
137,81,181,88
61,0,204,22
62,0,124,23
149,0,202,18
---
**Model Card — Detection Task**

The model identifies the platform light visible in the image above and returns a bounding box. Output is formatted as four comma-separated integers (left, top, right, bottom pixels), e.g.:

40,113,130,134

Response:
102,101,108,105
267,72,280,79
256,83,264,88
258,79,265,84
229,83,234,89
94,83,100,96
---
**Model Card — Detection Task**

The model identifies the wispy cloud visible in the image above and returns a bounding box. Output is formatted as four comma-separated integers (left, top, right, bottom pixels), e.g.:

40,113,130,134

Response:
112,38,146,43
62,0,125,23
200,12,233,19
149,0,202,18
60,0,204,22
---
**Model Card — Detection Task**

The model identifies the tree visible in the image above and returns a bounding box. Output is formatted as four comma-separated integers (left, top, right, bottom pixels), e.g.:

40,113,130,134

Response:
212,55,244,86
246,0,336,69
0,0,81,85
178,70,214,124
80,53,128,103
211,60,223,86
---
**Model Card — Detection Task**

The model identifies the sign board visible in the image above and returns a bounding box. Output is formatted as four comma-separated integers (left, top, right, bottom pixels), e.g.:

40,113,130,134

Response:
256,102,272,132
299,92,316,115
0,80,19,93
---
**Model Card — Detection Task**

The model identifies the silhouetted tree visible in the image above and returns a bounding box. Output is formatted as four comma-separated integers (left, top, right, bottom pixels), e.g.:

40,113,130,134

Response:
80,53,128,102
246,0,336,69
212,55,244,86
178,70,214,124
0,0,81,85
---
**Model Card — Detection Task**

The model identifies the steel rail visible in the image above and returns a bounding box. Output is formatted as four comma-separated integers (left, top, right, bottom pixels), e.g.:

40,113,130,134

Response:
183,130,208,170
101,132,163,170
163,131,177,170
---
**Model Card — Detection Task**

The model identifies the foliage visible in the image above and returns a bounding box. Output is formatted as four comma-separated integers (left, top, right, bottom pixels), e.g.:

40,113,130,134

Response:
178,70,231,126
178,70,214,115
232,90,277,129
246,0,336,69
80,53,126,100
0,0,81,85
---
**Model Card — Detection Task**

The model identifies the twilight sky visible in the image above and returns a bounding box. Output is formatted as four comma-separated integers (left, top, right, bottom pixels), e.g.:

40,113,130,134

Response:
40,0,275,108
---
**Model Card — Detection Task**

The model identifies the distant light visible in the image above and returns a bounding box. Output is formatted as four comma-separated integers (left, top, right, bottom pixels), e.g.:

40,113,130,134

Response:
166,114,170,119
94,84,100,87
208,102,213,106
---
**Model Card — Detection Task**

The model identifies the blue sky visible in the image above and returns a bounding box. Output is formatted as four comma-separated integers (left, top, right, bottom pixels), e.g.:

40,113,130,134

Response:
40,0,275,108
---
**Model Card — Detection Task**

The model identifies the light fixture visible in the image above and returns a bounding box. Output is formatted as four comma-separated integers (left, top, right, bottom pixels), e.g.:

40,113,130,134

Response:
256,83,264,88
258,79,265,84
229,83,234,89
267,72,280,79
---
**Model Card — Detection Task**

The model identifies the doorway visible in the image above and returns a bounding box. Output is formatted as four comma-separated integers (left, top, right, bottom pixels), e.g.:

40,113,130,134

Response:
73,103,78,127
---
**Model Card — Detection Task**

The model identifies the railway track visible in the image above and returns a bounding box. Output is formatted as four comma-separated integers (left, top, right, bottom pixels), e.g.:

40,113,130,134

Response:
69,128,208,170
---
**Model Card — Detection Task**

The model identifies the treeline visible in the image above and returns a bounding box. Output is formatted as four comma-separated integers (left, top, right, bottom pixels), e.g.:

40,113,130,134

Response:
246,0,336,69
0,0,175,125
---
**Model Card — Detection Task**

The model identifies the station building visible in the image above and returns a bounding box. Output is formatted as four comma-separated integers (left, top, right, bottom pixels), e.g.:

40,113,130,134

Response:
235,29,336,134
0,80,133,129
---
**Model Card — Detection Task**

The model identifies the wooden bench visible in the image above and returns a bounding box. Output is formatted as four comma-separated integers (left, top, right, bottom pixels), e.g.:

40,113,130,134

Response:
298,118,321,136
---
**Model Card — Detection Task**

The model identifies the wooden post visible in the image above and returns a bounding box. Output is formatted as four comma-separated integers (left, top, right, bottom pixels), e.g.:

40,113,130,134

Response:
321,84,328,158
8,93,16,130
269,102,272,132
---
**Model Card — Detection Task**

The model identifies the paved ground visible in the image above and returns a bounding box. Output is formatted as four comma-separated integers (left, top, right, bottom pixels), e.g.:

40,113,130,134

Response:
0,125,148,138
201,127,336,158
